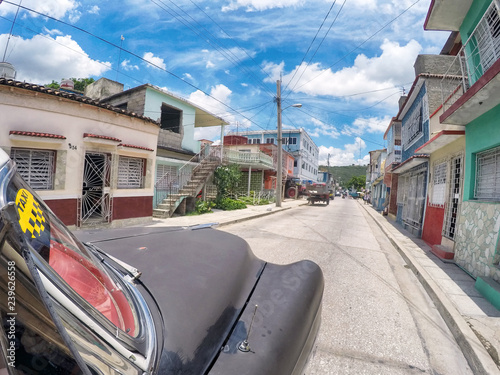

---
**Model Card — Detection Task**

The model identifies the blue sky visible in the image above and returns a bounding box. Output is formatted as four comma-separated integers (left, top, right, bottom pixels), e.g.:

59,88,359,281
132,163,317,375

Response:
0,0,450,166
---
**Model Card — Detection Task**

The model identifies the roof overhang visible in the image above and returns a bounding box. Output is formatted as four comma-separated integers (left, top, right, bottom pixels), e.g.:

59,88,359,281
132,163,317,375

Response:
391,155,429,174
415,130,465,154
194,107,229,127
424,0,473,31
440,59,500,125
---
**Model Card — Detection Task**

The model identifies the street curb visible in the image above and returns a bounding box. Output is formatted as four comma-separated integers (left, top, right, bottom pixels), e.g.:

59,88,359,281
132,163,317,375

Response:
359,203,500,375
217,201,309,227
217,206,292,227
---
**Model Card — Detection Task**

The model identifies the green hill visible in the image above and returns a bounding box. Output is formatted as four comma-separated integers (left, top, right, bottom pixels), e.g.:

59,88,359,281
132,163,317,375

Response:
320,165,367,188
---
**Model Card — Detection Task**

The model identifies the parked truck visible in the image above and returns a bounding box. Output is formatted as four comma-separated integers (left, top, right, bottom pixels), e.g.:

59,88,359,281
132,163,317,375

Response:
305,183,330,205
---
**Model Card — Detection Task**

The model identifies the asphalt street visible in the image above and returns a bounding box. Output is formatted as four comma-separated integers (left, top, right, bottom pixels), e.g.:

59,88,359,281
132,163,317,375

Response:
218,197,473,374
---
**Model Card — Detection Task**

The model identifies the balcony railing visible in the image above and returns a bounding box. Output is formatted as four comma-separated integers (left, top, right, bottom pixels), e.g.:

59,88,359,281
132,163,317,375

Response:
385,150,402,168
223,149,274,169
441,0,500,112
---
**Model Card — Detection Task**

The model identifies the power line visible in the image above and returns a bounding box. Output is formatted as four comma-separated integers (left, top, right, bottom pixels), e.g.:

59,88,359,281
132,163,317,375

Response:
188,0,276,87
291,0,422,93
149,0,275,98
282,0,337,94
0,0,274,132
284,0,348,99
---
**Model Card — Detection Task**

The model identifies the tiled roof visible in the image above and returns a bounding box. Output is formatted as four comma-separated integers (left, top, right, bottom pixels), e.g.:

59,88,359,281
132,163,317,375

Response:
9,130,66,139
0,78,159,126
83,133,122,142
118,143,154,152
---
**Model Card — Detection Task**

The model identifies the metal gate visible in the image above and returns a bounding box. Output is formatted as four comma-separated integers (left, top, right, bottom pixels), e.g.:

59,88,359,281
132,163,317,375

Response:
79,153,112,226
443,155,464,240
402,165,427,230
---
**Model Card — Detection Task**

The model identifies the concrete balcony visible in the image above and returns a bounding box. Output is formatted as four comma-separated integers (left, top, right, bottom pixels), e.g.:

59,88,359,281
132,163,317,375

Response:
439,1,500,125
223,149,274,169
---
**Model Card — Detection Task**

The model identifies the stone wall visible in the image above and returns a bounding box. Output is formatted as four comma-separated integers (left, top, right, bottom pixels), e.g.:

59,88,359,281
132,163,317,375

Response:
454,200,500,279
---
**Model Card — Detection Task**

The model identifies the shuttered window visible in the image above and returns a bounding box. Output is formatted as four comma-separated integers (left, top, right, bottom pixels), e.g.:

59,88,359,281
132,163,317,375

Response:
475,146,500,200
11,148,55,190
118,156,145,189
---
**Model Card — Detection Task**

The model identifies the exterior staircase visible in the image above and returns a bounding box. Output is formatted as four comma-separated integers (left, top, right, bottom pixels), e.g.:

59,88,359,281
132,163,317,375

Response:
153,158,220,218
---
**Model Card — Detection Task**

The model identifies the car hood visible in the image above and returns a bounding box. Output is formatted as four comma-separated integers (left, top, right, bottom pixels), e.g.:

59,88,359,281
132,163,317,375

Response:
77,225,265,374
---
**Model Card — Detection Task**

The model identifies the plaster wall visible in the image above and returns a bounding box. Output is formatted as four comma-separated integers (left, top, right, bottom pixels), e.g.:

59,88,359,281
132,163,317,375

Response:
144,88,199,154
463,104,500,200
0,85,159,224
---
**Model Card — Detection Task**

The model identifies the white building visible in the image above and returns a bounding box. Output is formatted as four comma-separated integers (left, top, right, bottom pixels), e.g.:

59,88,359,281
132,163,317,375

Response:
227,128,319,182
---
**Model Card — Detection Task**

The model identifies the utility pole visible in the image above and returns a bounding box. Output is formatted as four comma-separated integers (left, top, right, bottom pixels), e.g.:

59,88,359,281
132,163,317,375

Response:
276,79,283,207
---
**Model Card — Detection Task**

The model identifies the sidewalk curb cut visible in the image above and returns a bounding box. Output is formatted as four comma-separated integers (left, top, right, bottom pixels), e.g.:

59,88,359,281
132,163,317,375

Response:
359,203,500,375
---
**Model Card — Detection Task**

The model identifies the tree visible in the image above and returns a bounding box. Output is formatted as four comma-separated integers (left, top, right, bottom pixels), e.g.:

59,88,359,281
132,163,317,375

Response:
44,78,95,91
73,77,95,91
213,164,242,202
46,80,60,89
346,175,366,191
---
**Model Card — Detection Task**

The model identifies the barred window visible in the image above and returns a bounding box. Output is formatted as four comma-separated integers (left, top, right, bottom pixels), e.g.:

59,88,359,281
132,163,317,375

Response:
402,102,423,149
118,156,145,189
397,176,406,205
476,2,500,74
10,148,55,190
431,162,447,206
156,164,177,183
475,146,500,200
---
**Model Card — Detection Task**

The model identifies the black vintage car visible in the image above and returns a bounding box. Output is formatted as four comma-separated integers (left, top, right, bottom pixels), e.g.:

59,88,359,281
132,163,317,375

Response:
0,149,323,375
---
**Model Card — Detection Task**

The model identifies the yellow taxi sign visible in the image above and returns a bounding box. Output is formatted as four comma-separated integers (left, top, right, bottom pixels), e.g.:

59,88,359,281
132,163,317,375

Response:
15,189,46,239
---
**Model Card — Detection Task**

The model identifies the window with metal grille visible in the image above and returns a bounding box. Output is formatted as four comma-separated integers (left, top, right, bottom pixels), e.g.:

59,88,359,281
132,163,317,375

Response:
10,148,55,190
475,146,500,200
476,2,500,74
397,176,407,205
443,155,463,240
430,162,447,206
156,164,177,183
402,102,423,149
118,156,145,189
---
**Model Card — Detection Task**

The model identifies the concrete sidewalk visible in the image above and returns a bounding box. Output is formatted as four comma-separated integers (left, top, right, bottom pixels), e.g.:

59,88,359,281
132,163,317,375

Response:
148,196,500,373
146,197,309,228
358,202,500,375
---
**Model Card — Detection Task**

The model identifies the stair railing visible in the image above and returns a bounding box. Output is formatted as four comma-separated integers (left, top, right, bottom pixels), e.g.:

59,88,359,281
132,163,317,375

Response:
154,145,224,209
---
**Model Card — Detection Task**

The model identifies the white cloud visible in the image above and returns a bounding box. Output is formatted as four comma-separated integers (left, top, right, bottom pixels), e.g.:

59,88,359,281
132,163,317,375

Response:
264,39,421,103
342,115,392,136
308,118,341,139
42,27,63,36
183,73,193,80
318,137,367,166
88,5,100,15
68,9,81,23
0,33,111,84
206,60,215,69
143,52,166,70
120,59,139,71
222,0,304,12
0,0,80,19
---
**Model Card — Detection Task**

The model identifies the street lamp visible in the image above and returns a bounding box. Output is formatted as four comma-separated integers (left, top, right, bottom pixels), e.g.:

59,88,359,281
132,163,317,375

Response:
276,79,302,207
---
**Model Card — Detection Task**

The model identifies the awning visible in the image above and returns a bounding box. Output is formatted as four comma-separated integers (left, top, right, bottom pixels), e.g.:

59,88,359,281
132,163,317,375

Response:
391,155,429,174
415,130,465,154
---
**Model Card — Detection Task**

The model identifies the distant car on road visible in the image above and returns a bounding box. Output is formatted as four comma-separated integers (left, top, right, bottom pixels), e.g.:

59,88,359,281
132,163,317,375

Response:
0,149,324,375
